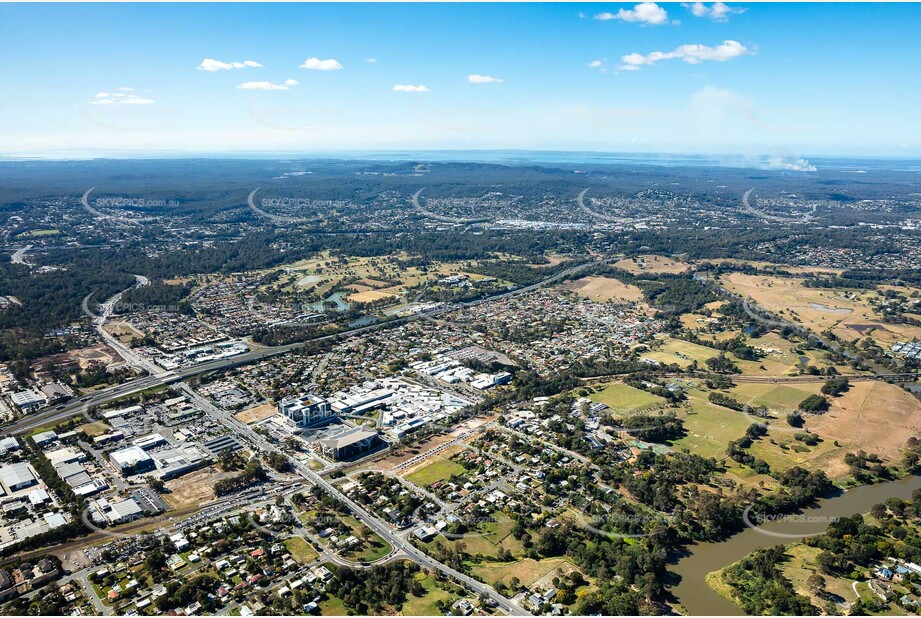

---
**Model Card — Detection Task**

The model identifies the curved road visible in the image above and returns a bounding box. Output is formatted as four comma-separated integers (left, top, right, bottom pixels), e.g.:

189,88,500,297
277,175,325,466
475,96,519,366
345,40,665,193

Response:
247,188,323,226
741,187,816,225
577,188,619,223
412,189,489,224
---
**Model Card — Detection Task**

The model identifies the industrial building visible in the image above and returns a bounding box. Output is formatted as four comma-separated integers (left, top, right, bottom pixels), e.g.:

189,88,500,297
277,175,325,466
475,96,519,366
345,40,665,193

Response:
153,446,209,479
10,390,44,412
0,463,38,494
109,445,155,476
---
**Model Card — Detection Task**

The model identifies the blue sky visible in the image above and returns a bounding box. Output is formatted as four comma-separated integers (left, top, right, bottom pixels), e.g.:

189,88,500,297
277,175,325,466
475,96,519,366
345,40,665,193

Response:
0,2,918,159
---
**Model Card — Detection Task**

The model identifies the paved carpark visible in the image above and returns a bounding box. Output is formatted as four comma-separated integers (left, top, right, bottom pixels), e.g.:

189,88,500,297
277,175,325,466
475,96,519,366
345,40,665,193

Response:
131,487,169,513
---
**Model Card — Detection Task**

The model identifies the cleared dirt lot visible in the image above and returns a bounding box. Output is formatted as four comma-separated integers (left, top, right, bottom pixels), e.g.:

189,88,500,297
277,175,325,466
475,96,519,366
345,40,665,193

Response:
563,276,645,303
234,402,277,424
163,466,233,509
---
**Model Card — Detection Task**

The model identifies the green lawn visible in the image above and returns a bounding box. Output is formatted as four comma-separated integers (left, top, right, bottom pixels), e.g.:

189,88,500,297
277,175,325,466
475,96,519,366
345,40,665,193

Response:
338,515,392,562
320,594,348,616
425,510,524,558
400,571,458,615
730,382,822,413
284,536,319,564
589,383,665,415
642,337,720,368
405,458,467,487
672,391,752,459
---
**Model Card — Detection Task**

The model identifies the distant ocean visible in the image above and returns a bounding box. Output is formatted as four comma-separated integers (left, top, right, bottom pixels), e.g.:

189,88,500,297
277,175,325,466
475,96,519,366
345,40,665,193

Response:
3,150,919,172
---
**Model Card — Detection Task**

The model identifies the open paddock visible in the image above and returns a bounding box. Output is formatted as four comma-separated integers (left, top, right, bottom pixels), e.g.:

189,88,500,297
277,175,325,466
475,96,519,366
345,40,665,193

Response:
562,276,645,304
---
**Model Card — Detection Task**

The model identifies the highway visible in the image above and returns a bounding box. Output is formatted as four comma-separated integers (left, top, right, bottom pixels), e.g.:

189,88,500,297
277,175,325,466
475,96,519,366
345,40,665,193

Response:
4,258,604,436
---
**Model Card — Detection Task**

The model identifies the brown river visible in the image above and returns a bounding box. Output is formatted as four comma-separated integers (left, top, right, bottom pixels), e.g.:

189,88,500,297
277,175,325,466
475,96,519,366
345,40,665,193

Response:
670,474,921,615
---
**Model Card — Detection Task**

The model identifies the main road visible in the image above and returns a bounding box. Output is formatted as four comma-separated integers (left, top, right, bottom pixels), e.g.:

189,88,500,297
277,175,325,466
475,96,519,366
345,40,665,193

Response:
3,257,606,437
183,376,531,615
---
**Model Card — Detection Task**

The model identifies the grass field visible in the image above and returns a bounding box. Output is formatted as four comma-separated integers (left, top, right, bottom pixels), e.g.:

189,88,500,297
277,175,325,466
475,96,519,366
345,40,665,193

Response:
730,382,823,412
78,421,111,437
400,571,459,615
717,380,921,479
265,252,509,306
720,272,921,347
284,536,319,564
672,390,753,459
320,594,348,616
19,228,60,237
471,557,578,590
425,511,524,559
405,458,467,487
803,381,921,477
642,336,720,368
563,276,646,304
589,383,665,415
614,254,689,275
781,544,858,607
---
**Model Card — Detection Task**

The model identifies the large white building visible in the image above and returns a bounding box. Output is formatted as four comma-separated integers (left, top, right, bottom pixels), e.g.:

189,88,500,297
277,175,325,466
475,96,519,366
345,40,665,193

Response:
109,445,155,476
0,462,38,493
10,390,45,412
278,394,333,429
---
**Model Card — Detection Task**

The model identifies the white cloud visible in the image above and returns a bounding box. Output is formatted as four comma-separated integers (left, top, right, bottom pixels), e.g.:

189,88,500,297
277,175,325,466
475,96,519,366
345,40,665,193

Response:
365,57,377,64
197,58,262,71
682,2,746,22
620,40,752,70
595,2,669,25
299,57,343,71
393,84,430,93
90,90,155,105
468,74,503,84
236,80,295,91
587,60,604,68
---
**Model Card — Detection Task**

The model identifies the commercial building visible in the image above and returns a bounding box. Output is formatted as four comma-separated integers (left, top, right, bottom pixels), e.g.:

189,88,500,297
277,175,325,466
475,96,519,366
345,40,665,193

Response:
279,394,333,429
109,445,155,476
31,431,56,447
318,426,382,461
